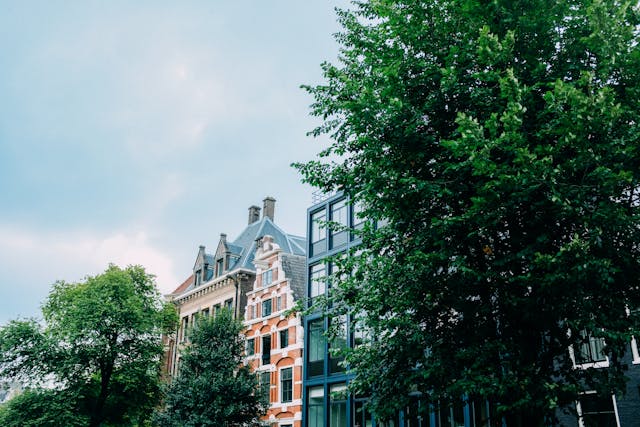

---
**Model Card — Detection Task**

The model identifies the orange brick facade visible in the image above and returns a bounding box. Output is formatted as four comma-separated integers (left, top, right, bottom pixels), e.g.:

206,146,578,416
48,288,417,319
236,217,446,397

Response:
245,236,305,427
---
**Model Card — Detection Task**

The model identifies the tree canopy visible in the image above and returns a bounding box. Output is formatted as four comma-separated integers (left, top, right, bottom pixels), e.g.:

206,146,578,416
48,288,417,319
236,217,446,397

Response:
0,264,176,427
297,0,640,424
155,309,268,427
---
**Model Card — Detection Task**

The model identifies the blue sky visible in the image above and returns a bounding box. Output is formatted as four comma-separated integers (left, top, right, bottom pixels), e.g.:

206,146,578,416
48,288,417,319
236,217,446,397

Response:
0,1,348,324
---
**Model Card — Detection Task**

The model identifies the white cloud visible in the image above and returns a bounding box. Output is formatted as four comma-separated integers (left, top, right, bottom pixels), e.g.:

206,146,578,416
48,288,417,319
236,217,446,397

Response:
0,225,180,296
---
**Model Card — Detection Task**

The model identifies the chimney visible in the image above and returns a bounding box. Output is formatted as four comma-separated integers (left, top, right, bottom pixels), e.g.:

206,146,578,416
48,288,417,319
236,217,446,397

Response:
248,206,261,224
263,197,275,221
220,233,227,242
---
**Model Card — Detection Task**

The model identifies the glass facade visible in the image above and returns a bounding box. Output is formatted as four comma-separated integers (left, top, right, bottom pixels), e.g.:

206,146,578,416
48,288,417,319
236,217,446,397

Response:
308,319,326,378
304,194,499,427
308,386,326,427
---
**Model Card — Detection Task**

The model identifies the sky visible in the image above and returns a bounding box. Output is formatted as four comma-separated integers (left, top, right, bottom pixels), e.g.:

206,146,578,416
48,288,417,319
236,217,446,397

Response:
0,1,350,324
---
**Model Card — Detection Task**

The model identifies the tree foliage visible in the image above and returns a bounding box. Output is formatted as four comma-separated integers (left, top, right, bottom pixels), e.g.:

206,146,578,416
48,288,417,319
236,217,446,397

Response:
0,264,177,427
297,0,640,423
0,388,88,427
155,309,267,427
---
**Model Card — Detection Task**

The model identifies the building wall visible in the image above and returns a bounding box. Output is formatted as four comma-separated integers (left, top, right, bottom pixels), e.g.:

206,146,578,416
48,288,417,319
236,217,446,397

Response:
169,271,255,378
245,245,304,427
555,340,640,427
303,193,366,427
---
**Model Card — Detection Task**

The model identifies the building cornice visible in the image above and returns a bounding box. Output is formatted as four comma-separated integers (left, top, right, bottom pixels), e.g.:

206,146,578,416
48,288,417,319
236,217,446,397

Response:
172,268,255,304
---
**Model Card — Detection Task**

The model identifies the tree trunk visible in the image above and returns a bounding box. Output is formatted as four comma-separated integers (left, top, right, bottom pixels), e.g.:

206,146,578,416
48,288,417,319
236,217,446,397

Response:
89,359,114,427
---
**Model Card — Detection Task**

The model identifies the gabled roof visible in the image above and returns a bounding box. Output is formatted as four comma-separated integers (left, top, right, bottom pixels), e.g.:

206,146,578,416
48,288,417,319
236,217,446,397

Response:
171,215,306,297
169,273,195,295
229,216,305,270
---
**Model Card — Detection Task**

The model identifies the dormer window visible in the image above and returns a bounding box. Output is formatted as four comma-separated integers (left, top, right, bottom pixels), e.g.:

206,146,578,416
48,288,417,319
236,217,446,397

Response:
195,269,201,286
216,258,224,277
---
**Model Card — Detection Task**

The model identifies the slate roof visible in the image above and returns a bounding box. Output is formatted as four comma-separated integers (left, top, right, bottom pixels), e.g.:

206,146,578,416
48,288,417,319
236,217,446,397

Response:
281,253,307,301
229,216,305,270
171,216,306,296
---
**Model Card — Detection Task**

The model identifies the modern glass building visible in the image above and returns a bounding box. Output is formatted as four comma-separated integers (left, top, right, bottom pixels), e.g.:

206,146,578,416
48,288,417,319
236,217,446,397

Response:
303,192,370,427
302,194,499,427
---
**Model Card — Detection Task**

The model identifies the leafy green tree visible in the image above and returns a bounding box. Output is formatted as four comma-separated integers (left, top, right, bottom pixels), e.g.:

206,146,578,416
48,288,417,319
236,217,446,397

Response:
155,309,267,427
0,388,88,427
297,0,640,424
0,264,177,427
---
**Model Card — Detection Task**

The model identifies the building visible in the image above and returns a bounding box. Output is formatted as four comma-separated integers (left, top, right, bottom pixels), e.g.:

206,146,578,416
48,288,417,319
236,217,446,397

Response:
302,192,370,427
555,336,640,426
166,197,305,378
244,234,306,427
301,193,640,427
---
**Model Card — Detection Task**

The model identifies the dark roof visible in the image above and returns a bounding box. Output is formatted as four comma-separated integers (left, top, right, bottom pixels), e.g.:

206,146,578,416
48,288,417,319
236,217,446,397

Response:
174,216,306,296
281,253,307,301
229,216,305,270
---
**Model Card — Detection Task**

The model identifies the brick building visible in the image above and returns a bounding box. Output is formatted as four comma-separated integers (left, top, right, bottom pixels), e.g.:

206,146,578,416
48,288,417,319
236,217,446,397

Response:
165,197,305,379
244,234,306,427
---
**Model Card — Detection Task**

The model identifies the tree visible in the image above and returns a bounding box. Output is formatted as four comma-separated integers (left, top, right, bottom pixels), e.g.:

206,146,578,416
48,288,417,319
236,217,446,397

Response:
0,388,88,427
296,0,640,424
0,264,177,426
155,309,267,427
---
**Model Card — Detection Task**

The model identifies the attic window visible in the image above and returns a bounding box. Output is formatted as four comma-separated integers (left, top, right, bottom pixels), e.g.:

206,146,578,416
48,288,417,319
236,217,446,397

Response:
262,269,273,286
216,258,224,277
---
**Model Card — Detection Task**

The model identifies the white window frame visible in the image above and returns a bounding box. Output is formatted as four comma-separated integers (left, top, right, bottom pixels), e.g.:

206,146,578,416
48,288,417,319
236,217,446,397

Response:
569,330,609,369
631,336,640,364
262,269,273,287
279,366,293,403
576,391,620,427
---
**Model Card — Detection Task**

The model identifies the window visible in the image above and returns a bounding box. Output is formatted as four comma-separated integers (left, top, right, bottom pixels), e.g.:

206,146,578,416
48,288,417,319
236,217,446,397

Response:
330,383,347,427
216,258,224,277
575,330,607,365
262,299,272,317
262,269,273,286
577,393,619,427
310,263,326,301
276,295,282,311
224,298,233,311
280,367,293,402
311,209,327,255
308,319,326,377
191,312,198,330
352,200,365,231
330,200,348,248
260,371,271,402
262,335,271,365
280,329,289,348
180,316,189,342
246,338,255,356
249,304,255,320
632,336,640,364
201,308,210,318
308,386,325,427
353,312,372,348
354,397,372,427
214,304,221,315
330,315,347,373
